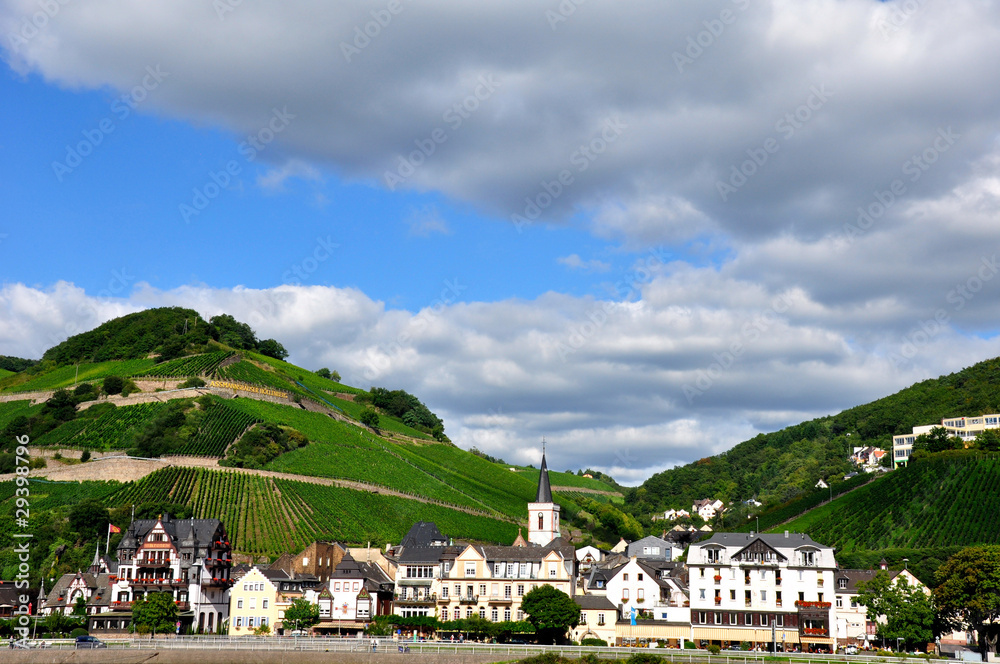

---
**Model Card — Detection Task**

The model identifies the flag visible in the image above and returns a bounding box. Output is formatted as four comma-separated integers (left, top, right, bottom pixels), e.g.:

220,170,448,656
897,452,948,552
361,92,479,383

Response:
109,524,121,534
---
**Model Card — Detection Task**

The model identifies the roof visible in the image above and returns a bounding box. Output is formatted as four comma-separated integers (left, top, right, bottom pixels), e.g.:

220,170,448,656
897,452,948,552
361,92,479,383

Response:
400,521,447,548
575,595,617,610
397,544,462,564
696,531,830,550
835,569,880,594
116,514,226,554
535,451,553,503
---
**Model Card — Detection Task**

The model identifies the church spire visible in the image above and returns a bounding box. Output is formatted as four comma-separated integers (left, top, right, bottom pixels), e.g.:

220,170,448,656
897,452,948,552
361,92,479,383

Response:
535,442,553,503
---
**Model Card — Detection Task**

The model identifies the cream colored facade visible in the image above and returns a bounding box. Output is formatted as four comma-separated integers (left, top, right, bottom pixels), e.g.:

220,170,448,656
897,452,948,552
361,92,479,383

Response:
433,544,574,624
228,567,283,635
571,601,617,644
893,414,1000,465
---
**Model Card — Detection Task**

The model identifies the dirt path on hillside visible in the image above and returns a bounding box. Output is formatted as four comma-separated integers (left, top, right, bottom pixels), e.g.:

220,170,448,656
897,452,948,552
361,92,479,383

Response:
0,451,511,522
551,485,623,497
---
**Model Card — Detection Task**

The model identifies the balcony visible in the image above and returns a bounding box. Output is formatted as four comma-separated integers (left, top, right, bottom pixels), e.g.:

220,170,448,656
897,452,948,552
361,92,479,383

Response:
488,595,513,604
714,597,722,605
458,595,479,604
395,594,436,606
110,601,133,610
802,627,829,637
795,601,832,609
175,601,190,611
131,577,185,587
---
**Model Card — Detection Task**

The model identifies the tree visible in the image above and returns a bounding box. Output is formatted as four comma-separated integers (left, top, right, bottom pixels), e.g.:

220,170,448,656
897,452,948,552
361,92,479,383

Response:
913,426,963,453
316,368,331,379
330,370,341,383
282,598,320,632
68,499,110,541
935,545,1000,661
857,571,934,650
520,585,579,644
360,407,380,430
131,592,179,636
103,375,124,395
975,428,1000,452
258,339,289,360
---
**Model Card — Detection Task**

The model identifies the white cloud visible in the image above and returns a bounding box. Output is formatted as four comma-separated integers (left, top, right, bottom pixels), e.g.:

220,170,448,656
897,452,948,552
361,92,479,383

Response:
557,254,610,273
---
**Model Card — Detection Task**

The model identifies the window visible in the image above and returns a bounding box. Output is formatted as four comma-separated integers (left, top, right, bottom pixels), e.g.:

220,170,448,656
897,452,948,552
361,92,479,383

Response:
730,590,735,600
454,584,461,596
761,590,767,602
745,613,752,625
261,617,268,627
250,598,256,609
707,549,719,563
466,608,473,618
491,583,498,596
549,568,556,578
836,597,843,608
538,513,543,530
334,582,340,591
467,585,474,597
798,592,805,601
495,564,502,575
597,613,605,626
479,584,486,595
442,587,449,598
453,608,460,620
699,589,706,600
698,611,706,624
637,589,644,601
623,573,629,581
517,584,525,597
237,599,244,609
504,585,511,599
504,608,511,621
714,612,722,625
466,564,476,576
520,563,527,576
761,570,767,580
730,613,737,625
354,582,360,591
776,614,783,627
236,617,242,628
479,607,486,619
623,589,629,600
491,608,498,621
638,573,644,581
262,599,268,609
818,593,823,603
517,610,524,621
839,578,848,589
776,591,782,606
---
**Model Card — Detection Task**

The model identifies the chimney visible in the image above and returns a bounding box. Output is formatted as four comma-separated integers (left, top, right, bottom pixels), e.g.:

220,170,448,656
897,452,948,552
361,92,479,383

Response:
750,531,754,537
784,531,789,538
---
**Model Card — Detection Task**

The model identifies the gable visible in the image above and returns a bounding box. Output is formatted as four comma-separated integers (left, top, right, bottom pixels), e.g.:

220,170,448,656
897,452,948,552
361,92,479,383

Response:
731,538,787,563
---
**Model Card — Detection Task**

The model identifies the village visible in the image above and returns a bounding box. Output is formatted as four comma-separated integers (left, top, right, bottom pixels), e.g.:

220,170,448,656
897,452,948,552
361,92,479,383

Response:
28,450,950,654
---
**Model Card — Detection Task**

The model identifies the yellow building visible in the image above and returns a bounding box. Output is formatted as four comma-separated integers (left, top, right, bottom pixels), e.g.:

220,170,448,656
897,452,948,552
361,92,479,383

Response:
228,567,285,635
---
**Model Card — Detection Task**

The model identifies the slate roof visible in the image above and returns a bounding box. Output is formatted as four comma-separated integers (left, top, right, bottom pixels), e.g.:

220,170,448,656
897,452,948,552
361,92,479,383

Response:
116,514,226,556
697,531,830,551
835,569,880,594
575,594,617,610
535,452,553,503
396,544,462,564
400,521,447,548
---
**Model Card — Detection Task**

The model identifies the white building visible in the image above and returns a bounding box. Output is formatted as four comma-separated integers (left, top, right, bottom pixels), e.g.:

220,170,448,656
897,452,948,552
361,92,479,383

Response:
527,451,561,546
692,499,725,521
688,532,837,652
892,414,1000,466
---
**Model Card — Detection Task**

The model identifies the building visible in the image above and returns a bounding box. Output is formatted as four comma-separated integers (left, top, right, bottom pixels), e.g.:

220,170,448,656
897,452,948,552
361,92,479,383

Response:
576,545,604,575
315,551,394,634
388,521,462,619
687,531,837,652
571,594,617,644
833,563,928,649
527,450,561,546
229,566,284,635
626,535,681,562
269,541,348,583
892,414,1000,466
692,499,725,521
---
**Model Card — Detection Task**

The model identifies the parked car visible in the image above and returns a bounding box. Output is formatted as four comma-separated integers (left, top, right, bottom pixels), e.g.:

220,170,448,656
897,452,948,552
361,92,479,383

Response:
75,635,107,649
844,645,858,655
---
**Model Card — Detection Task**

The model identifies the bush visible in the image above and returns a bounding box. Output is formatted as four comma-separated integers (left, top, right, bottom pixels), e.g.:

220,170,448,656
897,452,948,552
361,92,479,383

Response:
178,377,206,388
627,653,664,664
80,450,91,462
520,654,560,664
683,641,697,649
103,375,124,395
582,638,608,647
70,628,89,638
121,379,140,397
73,383,97,401
707,645,721,655
360,407,380,429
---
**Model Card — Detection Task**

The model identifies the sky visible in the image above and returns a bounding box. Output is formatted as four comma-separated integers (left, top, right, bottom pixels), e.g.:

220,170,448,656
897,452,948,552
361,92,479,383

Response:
2,0,1000,485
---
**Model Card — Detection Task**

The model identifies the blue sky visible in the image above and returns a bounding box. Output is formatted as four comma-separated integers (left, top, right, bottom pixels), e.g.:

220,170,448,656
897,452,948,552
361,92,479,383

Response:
2,0,1000,484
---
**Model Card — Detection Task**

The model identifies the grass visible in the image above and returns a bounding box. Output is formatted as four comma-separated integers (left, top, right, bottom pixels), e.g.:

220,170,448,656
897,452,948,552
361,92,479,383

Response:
0,369,13,379
515,467,620,493
323,393,432,439
0,359,156,393
0,400,44,430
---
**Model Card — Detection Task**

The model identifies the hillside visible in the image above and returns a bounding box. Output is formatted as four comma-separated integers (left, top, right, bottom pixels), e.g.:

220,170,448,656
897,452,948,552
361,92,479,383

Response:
0,307,629,586
628,356,1000,515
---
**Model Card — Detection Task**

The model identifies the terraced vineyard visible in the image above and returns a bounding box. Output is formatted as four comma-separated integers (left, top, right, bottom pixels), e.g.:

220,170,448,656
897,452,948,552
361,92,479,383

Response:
0,399,43,430
143,351,235,377
323,393,432,439
33,402,169,449
782,453,1000,551
172,397,261,456
106,467,518,555
0,359,156,393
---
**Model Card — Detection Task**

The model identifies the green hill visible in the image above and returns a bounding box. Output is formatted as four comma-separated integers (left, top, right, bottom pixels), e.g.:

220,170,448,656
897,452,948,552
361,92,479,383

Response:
628,356,1000,516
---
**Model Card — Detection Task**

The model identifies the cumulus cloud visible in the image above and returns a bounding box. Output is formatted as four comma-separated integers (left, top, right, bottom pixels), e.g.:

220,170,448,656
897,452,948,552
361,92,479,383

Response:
557,254,610,273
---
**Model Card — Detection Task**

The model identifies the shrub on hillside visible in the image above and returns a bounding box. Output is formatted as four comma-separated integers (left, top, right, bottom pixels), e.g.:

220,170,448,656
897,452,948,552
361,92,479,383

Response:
103,375,124,395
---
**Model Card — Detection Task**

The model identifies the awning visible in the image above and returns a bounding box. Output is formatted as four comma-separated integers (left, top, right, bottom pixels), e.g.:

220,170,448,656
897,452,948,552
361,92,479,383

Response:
693,627,800,644
617,623,691,639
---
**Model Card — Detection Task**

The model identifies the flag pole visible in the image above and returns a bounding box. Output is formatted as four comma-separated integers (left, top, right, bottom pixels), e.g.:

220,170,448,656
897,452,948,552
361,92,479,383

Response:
106,523,111,555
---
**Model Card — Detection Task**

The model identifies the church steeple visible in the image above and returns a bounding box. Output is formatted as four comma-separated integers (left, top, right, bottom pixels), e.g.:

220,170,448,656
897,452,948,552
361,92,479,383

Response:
535,443,553,503
527,440,560,546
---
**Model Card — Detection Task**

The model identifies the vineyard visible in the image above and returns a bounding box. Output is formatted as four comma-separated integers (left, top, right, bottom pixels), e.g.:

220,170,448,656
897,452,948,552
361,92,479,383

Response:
784,453,1000,551
0,359,156,393
516,467,621,493
323,393,432,439
105,467,518,556
215,360,296,391
33,402,169,449
172,397,261,456
142,351,236,378
0,400,43,430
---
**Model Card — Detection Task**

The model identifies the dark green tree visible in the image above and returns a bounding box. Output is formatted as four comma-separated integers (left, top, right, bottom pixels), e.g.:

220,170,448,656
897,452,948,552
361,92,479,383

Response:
68,499,110,541
258,339,289,360
360,407,380,429
103,375,124,395
520,585,579,644
913,426,963,453
857,571,934,650
316,368,331,379
935,545,1000,661
282,598,320,631
975,429,1000,452
131,592,179,636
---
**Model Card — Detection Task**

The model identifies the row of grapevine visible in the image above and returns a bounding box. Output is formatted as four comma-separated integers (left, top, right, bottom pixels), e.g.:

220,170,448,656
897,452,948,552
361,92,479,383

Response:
142,351,236,378
39,402,170,449
172,399,260,456
1,359,156,394
798,455,1000,551
0,400,43,430
215,361,294,392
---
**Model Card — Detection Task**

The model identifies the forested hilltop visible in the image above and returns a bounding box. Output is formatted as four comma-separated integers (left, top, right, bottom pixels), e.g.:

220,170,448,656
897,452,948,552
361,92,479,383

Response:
626,357,1000,515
